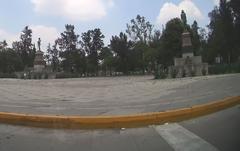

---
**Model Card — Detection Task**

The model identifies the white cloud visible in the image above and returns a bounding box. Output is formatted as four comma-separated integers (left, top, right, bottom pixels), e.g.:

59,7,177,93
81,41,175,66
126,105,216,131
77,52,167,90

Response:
30,25,59,51
0,25,59,52
156,0,204,26
0,29,19,47
31,0,114,21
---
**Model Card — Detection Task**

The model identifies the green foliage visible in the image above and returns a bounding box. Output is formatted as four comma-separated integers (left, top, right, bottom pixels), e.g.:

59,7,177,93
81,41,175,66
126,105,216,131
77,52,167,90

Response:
191,21,201,55
229,0,240,61
0,72,17,78
0,40,7,49
110,32,133,74
126,15,153,43
202,69,207,76
207,0,236,63
55,72,80,79
44,73,48,79
159,18,184,67
209,63,240,74
45,43,60,72
154,65,167,79
57,24,83,73
190,70,196,77
0,48,24,73
12,26,35,68
99,47,114,75
81,28,105,74
171,69,177,78
182,69,186,77
1,6,240,79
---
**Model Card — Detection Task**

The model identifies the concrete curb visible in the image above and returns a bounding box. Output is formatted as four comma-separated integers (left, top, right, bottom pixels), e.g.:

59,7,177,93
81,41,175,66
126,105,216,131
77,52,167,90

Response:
0,96,239,129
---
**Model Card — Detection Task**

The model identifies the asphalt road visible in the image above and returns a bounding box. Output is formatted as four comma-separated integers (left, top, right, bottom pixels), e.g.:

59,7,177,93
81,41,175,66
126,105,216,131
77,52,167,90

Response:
0,74,239,116
0,105,239,151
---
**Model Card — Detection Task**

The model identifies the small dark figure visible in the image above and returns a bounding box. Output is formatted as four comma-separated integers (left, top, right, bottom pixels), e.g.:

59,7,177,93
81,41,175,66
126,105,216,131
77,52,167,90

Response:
37,38,41,51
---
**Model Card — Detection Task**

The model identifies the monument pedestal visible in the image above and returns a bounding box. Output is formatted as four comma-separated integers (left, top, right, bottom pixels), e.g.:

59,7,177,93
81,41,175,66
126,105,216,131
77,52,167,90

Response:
168,31,208,78
34,50,46,73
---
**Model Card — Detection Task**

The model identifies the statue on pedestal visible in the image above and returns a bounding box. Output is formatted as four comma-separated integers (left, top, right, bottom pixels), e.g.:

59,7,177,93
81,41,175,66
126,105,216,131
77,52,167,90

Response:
37,38,41,51
34,37,46,72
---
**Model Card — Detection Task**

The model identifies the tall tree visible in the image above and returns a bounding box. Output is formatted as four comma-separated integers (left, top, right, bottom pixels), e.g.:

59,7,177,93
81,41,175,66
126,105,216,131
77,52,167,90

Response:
99,47,114,75
110,32,133,74
208,0,235,63
81,28,105,74
191,20,201,55
159,18,184,67
45,42,60,72
57,24,83,73
12,26,35,68
229,0,240,60
126,15,154,73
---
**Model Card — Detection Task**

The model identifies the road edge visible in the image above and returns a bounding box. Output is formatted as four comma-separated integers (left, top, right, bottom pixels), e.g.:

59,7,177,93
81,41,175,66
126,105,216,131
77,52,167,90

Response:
0,96,239,129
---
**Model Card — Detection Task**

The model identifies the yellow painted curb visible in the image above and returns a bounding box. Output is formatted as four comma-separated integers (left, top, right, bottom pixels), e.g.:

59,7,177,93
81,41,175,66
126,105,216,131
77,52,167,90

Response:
0,96,239,129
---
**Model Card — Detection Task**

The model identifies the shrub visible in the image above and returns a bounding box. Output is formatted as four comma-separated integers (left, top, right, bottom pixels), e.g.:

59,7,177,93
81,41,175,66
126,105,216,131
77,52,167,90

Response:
202,69,207,76
0,73,17,78
33,74,37,79
190,70,195,77
154,67,167,79
56,72,80,79
171,69,177,78
44,73,48,79
182,69,186,77
209,63,240,75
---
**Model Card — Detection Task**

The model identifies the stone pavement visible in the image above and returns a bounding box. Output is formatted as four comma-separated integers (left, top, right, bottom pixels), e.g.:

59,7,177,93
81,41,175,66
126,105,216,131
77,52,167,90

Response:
0,74,239,116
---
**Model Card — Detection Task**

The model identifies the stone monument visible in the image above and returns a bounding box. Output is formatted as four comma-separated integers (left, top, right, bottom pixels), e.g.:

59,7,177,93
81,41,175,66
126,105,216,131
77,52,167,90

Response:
34,38,46,72
168,31,208,78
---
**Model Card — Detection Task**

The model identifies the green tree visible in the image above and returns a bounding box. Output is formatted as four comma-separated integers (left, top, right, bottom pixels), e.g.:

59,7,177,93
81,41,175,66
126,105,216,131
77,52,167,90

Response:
12,26,35,68
159,18,184,67
45,42,60,72
0,48,23,73
57,24,84,73
126,15,153,43
0,40,7,49
110,32,133,74
198,28,208,62
81,28,105,75
191,20,201,55
126,15,154,73
229,0,240,60
208,0,235,63
99,47,114,75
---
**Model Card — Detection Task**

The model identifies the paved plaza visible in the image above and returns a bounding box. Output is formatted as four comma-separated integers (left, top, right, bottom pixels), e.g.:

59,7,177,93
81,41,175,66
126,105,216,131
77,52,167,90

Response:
0,74,239,116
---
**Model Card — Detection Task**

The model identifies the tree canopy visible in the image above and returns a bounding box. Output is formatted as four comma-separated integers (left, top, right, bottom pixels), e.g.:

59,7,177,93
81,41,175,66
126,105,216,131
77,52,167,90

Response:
0,2,239,76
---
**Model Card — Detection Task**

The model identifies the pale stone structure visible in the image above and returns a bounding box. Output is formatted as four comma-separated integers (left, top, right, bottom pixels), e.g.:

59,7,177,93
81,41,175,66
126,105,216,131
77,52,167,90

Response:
34,38,46,72
168,31,208,78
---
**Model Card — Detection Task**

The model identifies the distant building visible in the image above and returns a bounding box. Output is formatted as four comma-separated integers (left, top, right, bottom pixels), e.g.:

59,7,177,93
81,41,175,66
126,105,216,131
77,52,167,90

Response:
168,31,208,78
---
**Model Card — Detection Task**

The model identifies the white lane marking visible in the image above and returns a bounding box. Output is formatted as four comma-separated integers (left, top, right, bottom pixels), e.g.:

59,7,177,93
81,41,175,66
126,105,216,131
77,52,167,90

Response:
155,123,219,151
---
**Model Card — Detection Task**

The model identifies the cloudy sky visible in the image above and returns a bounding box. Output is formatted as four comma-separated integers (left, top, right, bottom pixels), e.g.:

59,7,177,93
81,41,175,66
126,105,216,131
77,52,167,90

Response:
0,0,219,50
